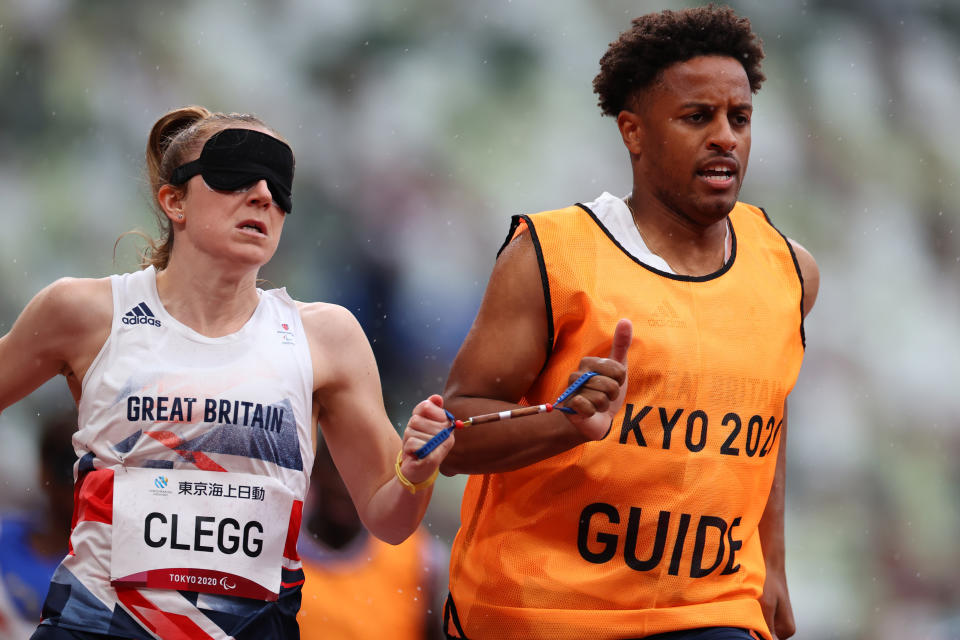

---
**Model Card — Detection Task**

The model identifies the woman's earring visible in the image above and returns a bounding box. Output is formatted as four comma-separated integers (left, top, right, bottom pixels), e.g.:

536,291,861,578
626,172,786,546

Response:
177,213,184,220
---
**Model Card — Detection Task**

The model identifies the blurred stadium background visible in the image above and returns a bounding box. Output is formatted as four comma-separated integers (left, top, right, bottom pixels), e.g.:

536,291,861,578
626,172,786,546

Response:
0,0,957,638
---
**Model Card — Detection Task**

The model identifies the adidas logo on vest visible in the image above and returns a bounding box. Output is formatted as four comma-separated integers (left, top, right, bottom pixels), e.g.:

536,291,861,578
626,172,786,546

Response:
122,302,162,327
648,300,686,328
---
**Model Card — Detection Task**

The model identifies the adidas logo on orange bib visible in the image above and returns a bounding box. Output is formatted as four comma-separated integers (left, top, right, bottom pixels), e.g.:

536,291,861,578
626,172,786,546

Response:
648,300,686,329
122,302,162,327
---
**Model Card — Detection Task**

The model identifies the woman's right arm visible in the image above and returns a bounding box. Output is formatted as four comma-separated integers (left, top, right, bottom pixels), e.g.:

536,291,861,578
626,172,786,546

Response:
0,277,112,412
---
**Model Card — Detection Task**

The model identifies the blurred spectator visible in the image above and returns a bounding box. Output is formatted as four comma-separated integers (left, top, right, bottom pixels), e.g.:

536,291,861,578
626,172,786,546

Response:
297,439,447,640
0,410,75,640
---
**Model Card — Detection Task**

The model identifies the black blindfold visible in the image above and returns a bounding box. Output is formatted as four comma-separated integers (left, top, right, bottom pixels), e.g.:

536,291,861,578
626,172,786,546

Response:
170,128,295,213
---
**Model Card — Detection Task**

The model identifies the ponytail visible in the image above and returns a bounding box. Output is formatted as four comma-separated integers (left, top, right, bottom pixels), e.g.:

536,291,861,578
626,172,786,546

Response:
139,105,212,271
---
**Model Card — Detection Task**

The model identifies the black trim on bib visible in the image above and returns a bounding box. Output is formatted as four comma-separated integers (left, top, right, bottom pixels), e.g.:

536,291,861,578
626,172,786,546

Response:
499,214,555,363
759,207,806,349
575,203,738,282
496,216,522,258
443,592,471,639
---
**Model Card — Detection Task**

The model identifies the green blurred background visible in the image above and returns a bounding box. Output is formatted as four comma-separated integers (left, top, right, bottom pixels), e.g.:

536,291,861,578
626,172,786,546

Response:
0,1,957,638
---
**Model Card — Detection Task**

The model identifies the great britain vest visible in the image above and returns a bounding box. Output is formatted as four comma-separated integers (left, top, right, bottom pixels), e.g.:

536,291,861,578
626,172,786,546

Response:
41,267,315,639
446,201,805,640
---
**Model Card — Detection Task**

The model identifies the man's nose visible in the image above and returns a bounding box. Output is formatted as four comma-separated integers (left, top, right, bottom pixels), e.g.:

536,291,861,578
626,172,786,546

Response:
707,119,738,153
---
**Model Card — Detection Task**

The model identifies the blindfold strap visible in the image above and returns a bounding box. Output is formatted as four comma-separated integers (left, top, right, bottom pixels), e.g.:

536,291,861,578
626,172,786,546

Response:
169,159,203,186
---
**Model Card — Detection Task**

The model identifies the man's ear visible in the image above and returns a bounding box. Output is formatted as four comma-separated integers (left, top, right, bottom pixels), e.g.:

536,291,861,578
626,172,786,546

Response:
157,184,186,223
616,109,644,156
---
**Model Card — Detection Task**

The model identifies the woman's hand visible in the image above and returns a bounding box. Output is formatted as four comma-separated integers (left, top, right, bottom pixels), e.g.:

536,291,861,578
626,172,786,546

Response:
399,395,454,484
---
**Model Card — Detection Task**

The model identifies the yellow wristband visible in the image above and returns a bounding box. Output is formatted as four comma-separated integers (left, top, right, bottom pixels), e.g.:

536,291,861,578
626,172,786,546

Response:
395,450,439,494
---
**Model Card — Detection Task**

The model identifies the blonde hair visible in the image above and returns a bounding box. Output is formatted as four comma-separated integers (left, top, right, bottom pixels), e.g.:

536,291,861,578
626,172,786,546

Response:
136,105,282,270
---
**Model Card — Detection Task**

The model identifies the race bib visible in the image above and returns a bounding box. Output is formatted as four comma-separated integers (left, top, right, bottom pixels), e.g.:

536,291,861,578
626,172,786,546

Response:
111,468,295,601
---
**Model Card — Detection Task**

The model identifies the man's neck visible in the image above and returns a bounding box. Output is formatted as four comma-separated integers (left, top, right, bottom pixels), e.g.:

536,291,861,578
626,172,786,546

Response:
626,194,730,277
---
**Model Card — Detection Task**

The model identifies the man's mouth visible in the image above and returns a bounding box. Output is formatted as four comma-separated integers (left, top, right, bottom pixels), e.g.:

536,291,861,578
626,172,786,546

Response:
697,163,736,182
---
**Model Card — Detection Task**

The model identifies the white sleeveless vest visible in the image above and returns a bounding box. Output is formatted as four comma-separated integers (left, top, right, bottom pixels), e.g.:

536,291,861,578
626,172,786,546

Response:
48,267,315,638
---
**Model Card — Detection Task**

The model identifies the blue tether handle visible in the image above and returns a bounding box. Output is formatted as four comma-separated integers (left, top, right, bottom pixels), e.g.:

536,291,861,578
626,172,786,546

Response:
413,372,599,459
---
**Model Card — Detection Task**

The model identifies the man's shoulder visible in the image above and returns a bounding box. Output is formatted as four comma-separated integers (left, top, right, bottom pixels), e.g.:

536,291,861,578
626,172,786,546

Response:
731,201,790,237
526,204,588,220
731,200,767,219
528,192,620,217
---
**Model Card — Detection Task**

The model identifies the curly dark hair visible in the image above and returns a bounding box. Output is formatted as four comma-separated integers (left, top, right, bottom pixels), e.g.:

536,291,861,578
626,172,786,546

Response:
593,5,765,116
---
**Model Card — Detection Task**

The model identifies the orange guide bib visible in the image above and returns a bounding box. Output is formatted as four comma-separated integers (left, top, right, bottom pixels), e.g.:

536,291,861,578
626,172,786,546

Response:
448,202,805,640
